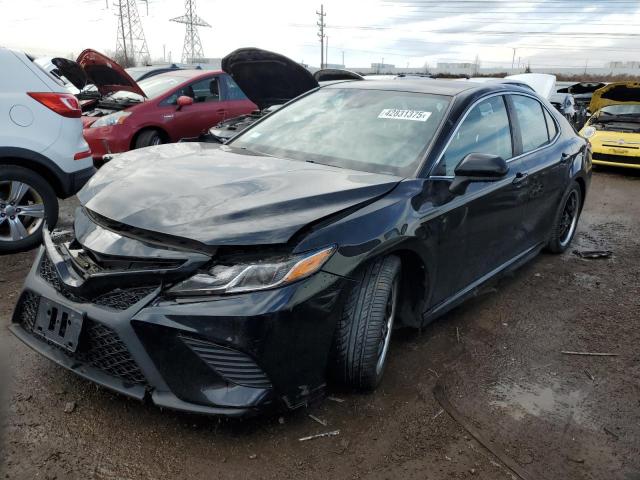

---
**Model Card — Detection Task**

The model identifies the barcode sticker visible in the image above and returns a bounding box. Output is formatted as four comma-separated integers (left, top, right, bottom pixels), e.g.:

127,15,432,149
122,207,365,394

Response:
378,109,432,122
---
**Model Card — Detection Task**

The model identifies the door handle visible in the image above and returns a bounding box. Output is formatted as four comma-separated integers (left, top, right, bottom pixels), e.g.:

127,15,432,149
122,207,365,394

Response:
216,109,228,114
512,172,529,185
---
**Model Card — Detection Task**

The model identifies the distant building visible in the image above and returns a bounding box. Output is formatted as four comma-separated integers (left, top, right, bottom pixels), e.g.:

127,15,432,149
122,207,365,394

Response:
190,57,222,69
608,61,640,69
371,62,395,72
324,63,345,69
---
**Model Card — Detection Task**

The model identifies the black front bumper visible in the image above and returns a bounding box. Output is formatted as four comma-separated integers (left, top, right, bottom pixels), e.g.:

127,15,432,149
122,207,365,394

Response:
11,248,351,416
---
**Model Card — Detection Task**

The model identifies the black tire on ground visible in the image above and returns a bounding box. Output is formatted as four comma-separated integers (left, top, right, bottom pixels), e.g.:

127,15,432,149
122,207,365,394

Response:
134,129,164,148
546,180,582,254
329,255,401,390
0,165,58,253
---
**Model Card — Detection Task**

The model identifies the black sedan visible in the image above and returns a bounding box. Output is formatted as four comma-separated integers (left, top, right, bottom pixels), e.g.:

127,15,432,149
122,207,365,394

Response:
11,79,591,416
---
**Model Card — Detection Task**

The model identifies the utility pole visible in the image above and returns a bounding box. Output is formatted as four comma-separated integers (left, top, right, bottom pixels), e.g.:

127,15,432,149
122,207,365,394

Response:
584,59,589,75
325,35,329,67
342,50,345,68
511,47,516,70
316,4,326,69
171,0,211,64
114,0,150,67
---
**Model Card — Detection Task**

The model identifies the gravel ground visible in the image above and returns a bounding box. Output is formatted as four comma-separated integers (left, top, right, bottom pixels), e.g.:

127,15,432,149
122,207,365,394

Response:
1,167,638,480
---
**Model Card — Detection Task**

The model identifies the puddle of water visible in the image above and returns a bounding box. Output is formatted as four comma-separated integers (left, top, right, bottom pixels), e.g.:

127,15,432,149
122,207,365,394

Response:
490,381,588,424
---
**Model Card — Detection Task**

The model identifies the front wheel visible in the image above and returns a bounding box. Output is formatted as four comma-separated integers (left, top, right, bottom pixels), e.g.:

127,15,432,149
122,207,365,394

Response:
546,181,582,254
134,129,165,148
329,255,401,390
0,165,58,253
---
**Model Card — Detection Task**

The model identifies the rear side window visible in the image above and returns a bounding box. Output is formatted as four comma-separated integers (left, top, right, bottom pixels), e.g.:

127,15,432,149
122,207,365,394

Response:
437,95,512,176
544,109,558,139
512,95,549,152
221,75,248,101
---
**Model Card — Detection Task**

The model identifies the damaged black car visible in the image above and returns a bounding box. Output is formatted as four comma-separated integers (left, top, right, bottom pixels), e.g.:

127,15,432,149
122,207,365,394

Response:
11,79,591,416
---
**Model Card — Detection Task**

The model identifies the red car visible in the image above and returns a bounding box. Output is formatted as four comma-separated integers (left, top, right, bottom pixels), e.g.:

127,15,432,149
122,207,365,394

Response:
54,50,257,163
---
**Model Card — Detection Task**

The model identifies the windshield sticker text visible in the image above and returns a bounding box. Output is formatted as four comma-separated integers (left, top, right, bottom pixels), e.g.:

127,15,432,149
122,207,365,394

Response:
378,109,432,122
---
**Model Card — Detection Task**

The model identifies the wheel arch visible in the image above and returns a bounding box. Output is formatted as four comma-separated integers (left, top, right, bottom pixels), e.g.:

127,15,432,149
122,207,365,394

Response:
0,148,68,198
130,126,171,149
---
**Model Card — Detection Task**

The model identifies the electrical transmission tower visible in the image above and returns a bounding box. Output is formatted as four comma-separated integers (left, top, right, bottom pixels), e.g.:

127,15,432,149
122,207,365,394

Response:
316,4,326,69
114,0,150,67
171,0,211,64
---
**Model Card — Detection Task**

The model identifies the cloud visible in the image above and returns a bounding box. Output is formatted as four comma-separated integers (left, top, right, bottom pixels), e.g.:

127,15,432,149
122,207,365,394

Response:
0,0,639,68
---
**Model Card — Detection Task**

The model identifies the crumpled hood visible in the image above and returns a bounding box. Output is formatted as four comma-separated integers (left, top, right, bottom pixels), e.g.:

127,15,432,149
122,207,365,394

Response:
222,48,318,110
590,82,640,112
78,143,401,246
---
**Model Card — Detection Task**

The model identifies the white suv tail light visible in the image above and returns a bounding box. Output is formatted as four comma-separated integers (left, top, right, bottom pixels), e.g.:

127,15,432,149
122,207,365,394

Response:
27,92,82,118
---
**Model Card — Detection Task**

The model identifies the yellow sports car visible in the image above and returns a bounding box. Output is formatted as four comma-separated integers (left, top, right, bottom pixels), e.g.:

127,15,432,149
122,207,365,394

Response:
579,82,640,169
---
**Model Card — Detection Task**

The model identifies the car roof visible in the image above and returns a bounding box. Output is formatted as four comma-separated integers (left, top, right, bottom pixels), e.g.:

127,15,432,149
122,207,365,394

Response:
151,69,222,80
324,78,500,96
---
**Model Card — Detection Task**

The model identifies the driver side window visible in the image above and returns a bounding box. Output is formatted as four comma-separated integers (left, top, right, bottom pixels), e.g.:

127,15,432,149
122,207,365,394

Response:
437,96,513,176
163,76,220,105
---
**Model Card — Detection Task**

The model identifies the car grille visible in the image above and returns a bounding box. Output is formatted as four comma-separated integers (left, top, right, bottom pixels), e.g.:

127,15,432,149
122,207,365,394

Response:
180,335,272,389
16,291,147,386
39,254,157,311
592,152,640,166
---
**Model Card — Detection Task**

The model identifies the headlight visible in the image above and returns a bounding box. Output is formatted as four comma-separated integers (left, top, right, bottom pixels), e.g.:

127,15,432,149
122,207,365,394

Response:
581,126,596,139
168,246,336,296
90,111,131,128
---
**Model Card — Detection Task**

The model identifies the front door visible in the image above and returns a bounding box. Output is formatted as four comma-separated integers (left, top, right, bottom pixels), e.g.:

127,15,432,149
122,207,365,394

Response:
427,94,531,304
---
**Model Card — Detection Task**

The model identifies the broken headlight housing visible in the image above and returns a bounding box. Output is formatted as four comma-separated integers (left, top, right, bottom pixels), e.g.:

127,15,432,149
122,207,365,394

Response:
168,246,335,296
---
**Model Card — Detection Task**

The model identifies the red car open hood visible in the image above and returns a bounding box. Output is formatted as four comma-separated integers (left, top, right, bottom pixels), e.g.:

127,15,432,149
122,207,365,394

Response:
76,49,146,98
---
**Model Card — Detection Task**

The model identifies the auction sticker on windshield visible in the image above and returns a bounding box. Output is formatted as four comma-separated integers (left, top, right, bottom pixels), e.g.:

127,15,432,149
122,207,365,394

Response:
378,109,432,121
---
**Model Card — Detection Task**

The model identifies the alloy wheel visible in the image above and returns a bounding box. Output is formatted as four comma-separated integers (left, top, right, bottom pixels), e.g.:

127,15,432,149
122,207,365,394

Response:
0,180,45,243
559,190,579,247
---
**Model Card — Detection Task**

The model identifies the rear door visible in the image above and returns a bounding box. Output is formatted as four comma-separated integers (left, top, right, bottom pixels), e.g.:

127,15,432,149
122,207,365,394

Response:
428,94,532,304
507,94,574,247
159,75,227,140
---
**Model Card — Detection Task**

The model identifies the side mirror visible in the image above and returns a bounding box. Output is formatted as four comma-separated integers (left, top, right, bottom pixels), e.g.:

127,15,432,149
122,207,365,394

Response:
449,153,509,195
176,95,193,110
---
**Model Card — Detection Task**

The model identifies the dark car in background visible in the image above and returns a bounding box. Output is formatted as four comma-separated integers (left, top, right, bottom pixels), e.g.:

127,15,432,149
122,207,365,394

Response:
11,79,591,416
125,64,184,82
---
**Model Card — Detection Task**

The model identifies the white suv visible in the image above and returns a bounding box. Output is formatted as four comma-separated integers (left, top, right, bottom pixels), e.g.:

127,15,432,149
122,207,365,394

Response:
0,47,94,252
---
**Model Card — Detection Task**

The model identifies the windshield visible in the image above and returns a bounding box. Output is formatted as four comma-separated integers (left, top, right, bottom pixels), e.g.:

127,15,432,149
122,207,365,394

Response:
599,104,640,116
109,74,185,101
229,88,450,176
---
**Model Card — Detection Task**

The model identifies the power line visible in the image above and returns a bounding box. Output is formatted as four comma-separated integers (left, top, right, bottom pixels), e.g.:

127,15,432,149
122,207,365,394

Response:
114,0,150,66
171,0,210,63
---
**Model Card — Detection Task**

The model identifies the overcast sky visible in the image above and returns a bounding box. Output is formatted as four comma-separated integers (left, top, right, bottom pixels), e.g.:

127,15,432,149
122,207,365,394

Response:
2,0,640,69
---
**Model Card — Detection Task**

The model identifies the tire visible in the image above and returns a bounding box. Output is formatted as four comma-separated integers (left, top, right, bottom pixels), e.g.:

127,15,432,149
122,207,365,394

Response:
546,181,582,254
134,129,164,148
0,165,58,253
329,255,401,390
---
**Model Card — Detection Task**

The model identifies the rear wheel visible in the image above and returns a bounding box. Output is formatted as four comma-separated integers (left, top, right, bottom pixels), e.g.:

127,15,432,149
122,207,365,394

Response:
0,165,58,253
546,181,582,254
329,255,401,390
134,129,164,148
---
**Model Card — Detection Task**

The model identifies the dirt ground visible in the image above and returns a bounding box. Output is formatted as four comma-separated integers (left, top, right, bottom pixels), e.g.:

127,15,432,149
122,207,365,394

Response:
1,167,638,480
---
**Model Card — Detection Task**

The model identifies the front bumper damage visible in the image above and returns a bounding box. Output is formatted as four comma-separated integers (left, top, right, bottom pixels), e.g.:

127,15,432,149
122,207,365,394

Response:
10,222,350,416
